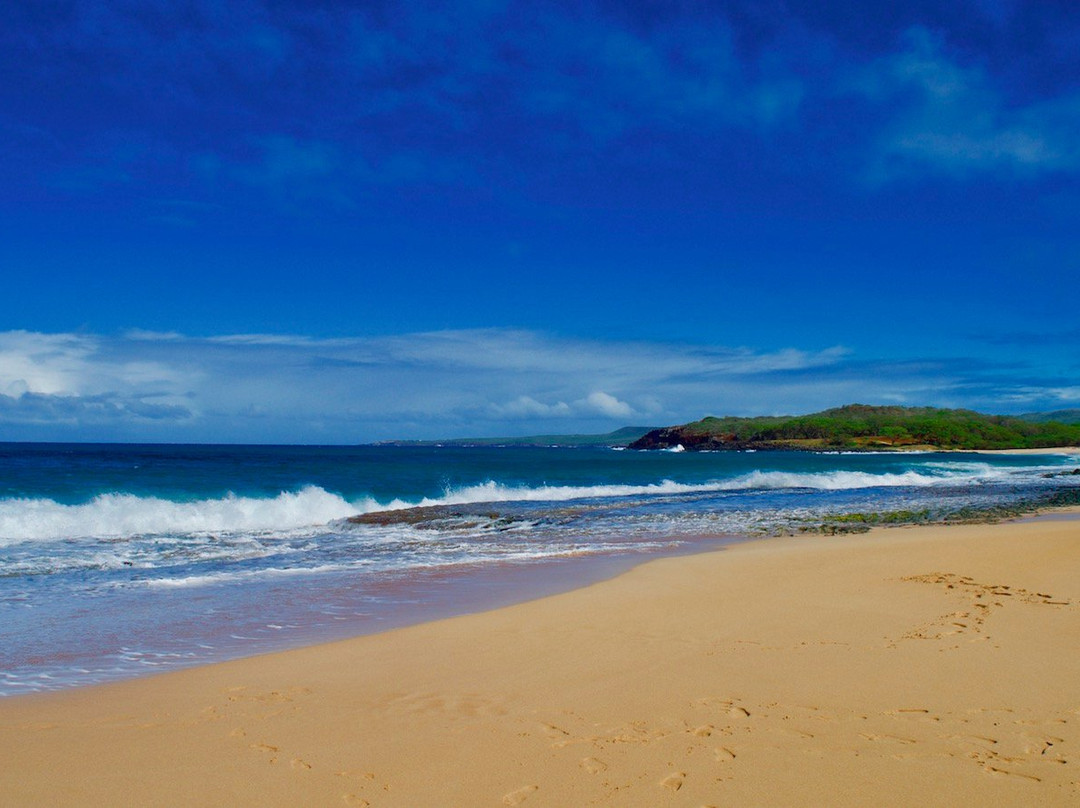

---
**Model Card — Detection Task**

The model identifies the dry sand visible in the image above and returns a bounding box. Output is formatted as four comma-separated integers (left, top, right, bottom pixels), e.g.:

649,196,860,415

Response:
2,513,1079,806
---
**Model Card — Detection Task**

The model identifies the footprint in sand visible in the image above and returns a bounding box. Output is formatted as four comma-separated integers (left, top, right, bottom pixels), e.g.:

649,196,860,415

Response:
714,747,736,762
1022,735,1065,756
541,722,570,739
859,733,917,745
503,785,538,805
983,765,1042,782
291,758,312,771
659,772,685,792
580,757,608,774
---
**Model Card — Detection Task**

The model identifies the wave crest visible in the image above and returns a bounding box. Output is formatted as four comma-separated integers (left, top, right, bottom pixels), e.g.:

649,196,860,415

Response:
0,462,1016,544
373,465,1005,511
0,486,361,545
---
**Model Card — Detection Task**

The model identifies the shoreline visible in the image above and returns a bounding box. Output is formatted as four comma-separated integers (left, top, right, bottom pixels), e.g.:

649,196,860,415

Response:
632,445,1080,455
0,534,742,697
8,446,1076,699
3,511,1079,805
968,445,1080,455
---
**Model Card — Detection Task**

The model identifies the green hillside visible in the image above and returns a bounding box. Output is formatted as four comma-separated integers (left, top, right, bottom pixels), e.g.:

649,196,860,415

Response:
630,404,1080,451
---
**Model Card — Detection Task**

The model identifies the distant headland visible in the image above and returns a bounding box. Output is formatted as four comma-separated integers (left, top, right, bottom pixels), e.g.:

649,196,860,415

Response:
375,426,655,448
628,404,1080,452
376,405,1080,451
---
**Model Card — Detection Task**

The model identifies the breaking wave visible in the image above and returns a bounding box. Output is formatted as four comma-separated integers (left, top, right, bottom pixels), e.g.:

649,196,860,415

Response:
0,462,1023,545
396,464,1012,508
0,486,363,545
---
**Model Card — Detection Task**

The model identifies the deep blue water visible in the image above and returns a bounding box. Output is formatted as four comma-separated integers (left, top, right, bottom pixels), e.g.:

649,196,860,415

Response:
1,442,1076,695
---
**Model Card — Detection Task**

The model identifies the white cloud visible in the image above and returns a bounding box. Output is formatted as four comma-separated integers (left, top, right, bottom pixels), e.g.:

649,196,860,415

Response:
0,331,96,396
492,396,573,418
999,385,1080,405
857,28,1080,179
0,330,200,401
581,391,634,418
2,327,1053,442
491,391,635,420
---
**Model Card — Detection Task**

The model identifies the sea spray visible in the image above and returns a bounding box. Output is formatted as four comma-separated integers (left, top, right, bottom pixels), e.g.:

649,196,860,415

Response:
0,462,1030,545
0,486,362,545
2,443,1076,695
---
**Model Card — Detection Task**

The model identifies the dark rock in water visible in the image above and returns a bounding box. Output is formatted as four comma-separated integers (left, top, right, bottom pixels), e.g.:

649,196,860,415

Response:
629,426,757,451
349,505,458,526
1040,468,1080,478
348,505,520,531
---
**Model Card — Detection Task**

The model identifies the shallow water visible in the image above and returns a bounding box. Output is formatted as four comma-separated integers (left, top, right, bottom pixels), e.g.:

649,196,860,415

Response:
1,443,1077,695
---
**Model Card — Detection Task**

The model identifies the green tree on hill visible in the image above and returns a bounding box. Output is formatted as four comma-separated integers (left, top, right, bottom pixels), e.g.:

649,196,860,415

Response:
630,404,1080,451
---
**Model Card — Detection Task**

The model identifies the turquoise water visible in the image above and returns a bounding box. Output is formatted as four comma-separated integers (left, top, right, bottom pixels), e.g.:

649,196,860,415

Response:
1,443,1076,695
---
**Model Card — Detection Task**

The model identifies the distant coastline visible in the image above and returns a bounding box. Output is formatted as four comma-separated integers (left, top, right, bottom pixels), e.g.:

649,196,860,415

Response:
376,404,1080,453
375,426,655,448
628,404,1080,453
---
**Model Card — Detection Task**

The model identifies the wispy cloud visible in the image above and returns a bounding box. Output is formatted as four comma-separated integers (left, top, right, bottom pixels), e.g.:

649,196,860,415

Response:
510,9,804,139
10,1,810,207
0,330,198,399
0,328,1070,442
8,1,1080,216
0,392,192,426
971,326,1080,348
856,27,1080,180
489,391,638,421
992,385,1080,406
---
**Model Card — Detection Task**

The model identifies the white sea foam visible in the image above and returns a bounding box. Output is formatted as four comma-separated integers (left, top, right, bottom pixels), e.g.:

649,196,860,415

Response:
143,563,370,588
0,486,361,545
138,540,670,589
0,462,1031,545
716,468,976,491
409,466,1006,505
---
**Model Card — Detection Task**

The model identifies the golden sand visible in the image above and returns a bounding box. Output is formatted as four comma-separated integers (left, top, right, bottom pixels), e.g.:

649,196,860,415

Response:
2,513,1079,806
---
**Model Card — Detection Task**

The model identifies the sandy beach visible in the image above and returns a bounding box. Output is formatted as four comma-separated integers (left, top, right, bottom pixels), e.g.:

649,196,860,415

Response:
2,513,1079,806
970,446,1080,456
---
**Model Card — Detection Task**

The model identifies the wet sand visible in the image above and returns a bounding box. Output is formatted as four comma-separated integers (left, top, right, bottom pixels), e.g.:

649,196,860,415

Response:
2,512,1079,806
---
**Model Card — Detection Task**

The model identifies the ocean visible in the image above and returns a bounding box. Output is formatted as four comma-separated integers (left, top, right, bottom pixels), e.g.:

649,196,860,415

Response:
2,442,1078,696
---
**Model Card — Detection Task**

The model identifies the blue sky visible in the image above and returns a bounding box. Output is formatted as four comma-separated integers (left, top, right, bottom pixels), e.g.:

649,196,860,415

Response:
1,0,1078,442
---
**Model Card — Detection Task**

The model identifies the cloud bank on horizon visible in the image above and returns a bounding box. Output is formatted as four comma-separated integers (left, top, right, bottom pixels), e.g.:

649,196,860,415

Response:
1,2,1078,441
0,328,1076,443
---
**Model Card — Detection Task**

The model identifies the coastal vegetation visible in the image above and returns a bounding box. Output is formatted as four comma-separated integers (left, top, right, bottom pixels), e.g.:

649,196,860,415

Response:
629,404,1080,452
